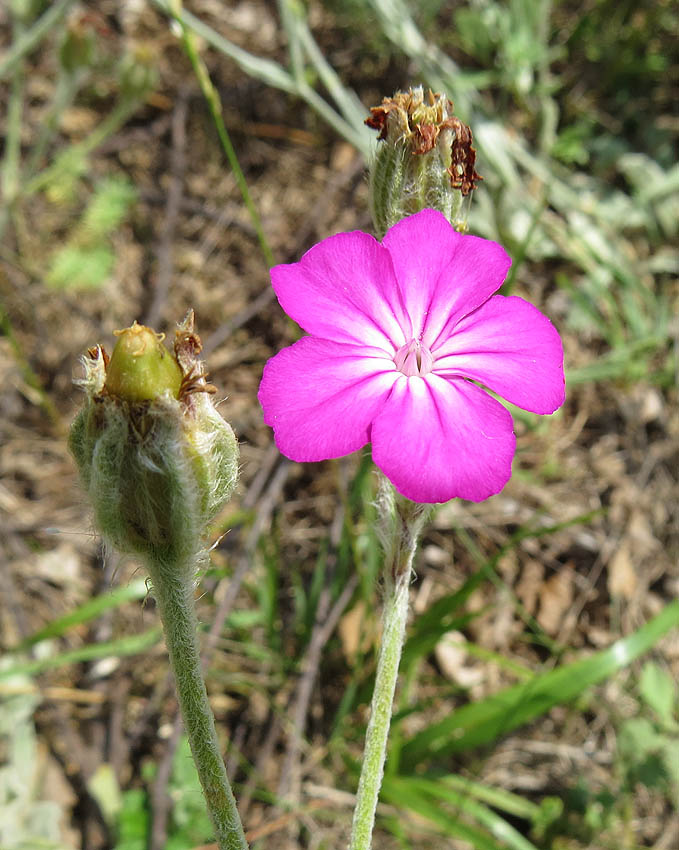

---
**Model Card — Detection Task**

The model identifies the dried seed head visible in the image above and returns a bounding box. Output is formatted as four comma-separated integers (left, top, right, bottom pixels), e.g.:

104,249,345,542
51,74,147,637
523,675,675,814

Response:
366,87,481,236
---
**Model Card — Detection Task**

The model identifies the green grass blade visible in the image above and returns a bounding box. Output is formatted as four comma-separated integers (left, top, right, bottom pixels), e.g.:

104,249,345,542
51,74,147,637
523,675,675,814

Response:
0,628,162,681
1,12,25,208
367,0,475,115
163,0,275,269
24,95,144,197
566,335,667,384
381,777,500,850
400,599,679,768
385,776,541,850
280,0,370,139
440,774,540,820
154,0,296,93
404,510,602,669
13,579,148,651
402,604,483,669
0,0,77,80
277,0,305,83
153,0,370,155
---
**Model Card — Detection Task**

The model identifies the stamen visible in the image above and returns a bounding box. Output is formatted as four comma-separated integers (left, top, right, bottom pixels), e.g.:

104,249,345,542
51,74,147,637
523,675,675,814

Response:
394,339,434,377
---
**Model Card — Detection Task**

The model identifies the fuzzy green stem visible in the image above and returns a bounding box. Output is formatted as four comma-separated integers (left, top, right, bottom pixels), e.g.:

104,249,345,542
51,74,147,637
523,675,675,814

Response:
348,569,410,850
146,558,248,850
348,483,430,850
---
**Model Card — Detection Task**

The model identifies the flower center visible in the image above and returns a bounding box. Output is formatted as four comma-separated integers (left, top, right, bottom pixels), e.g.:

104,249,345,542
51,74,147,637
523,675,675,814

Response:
393,339,434,377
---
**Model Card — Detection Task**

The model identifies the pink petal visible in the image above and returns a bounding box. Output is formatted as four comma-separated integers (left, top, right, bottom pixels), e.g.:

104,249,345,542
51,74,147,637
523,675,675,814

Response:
432,295,565,414
270,231,410,352
371,374,516,503
258,337,398,461
381,209,511,348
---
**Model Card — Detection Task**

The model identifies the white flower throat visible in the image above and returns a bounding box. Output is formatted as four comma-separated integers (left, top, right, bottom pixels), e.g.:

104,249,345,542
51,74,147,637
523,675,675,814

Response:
393,339,434,377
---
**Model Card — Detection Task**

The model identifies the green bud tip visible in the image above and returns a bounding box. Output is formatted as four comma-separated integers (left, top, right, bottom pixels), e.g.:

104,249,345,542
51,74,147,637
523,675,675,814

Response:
365,86,482,237
105,322,183,402
69,312,239,568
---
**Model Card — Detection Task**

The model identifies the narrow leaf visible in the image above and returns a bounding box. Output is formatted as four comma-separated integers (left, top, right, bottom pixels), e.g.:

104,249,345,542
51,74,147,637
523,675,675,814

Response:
401,600,679,767
0,629,162,681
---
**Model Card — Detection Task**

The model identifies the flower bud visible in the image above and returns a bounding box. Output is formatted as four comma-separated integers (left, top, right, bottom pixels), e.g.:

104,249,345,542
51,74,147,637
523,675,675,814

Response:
365,87,481,237
118,44,158,101
69,313,238,570
59,19,97,74
104,322,183,403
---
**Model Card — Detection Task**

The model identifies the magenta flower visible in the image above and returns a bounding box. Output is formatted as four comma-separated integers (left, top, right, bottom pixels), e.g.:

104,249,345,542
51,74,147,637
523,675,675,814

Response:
258,209,565,503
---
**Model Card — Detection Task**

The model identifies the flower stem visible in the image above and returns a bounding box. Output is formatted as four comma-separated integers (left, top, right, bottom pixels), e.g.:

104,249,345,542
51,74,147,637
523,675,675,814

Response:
147,557,249,850
348,481,430,850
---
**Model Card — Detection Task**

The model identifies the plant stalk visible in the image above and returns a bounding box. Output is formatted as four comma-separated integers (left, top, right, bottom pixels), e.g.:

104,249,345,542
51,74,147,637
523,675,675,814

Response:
146,558,249,850
0,0,77,80
167,0,275,269
348,481,430,850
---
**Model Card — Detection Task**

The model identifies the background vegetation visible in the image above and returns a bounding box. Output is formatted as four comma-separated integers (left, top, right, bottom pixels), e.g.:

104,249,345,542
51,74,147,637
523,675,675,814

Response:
0,1,677,848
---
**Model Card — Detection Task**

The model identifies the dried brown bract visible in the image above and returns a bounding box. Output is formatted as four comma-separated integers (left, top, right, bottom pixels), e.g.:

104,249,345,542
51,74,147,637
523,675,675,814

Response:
366,87,481,195
447,117,482,196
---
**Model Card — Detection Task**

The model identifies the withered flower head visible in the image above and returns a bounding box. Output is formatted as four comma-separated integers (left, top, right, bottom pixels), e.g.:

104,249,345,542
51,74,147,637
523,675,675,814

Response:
366,87,481,197
365,87,482,237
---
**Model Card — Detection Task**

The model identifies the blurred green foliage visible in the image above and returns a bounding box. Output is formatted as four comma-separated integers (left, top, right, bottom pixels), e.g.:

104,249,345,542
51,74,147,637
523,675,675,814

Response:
114,737,218,850
46,177,137,290
0,674,69,849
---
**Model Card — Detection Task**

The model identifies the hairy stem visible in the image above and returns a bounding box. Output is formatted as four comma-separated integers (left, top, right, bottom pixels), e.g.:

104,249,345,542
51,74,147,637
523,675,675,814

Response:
147,558,249,850
348,481,430,850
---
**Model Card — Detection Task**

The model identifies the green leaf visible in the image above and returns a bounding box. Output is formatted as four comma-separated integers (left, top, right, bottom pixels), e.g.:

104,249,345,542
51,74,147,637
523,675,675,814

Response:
0,628,162,681
165,735,214,848
404,510,601,671
14,579,148,651
618,717,664,760
440,775,540,821
385,776,541,850
639,660,676,726
0,679,70,849
400,600,679,768
82,177,136,238
114,789,149,850
618,717,669,790
45,176,136,290
660,738,679,799
87,764,122,829
381,778,500,850
46,244,114,290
